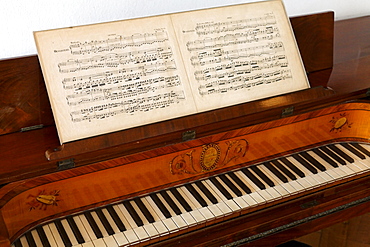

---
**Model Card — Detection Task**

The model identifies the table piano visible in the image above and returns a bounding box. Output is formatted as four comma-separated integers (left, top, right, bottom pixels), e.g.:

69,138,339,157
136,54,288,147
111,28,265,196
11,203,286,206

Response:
1,12,370,247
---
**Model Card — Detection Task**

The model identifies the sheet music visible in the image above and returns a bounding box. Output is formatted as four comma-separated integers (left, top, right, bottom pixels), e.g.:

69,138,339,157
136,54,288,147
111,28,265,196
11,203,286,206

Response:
35,15,196,143
35,0,309,143
171,0,309,111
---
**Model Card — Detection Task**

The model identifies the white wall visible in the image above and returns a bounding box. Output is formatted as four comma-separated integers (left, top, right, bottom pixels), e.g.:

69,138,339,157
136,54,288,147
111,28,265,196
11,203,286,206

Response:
0,0,369,59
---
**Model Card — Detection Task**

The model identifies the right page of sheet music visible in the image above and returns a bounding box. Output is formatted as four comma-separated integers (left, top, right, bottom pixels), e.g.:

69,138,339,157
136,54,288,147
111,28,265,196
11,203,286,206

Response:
171,0,309,112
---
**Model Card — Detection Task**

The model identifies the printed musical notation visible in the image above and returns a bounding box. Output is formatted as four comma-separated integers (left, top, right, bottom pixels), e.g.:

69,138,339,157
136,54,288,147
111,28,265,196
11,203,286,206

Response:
181,12,295,98
53,30,169,55
194,13,276,35
69,90,185,122
55,28,189,124
58,47,173,73
35,0,309,143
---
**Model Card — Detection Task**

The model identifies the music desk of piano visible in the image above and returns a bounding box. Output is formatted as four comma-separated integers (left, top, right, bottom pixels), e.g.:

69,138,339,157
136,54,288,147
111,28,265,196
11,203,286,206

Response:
0,12,369,247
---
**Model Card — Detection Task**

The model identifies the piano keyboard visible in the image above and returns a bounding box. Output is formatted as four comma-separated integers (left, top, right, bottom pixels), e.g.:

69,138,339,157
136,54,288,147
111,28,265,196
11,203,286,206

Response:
12,142,370,247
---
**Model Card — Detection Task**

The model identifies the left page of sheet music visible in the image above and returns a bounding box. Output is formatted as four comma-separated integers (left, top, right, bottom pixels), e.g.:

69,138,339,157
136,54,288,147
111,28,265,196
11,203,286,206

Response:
34,15,196,143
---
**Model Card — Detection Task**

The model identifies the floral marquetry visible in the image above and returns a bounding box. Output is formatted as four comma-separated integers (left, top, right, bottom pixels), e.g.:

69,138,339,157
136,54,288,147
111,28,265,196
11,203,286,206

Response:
170,139,248,175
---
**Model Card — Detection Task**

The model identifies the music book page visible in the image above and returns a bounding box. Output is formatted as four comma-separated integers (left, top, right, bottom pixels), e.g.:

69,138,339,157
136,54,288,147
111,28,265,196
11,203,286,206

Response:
34,0,309,143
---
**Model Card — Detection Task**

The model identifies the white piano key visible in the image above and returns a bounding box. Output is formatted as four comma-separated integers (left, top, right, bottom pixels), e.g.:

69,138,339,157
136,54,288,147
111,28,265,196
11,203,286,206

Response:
90,211,109,237
116,204,138,229
141,196,171,235
178,187,216,222
175,187,207,224
142,196,178,233
112,232,129,247
258,165,291,196
203,179,241,212
155,193,188,230
48,223,65,247
102,235,118,247
108,207,140,245
30,229,43,247
285,156,327,185
130,200,160,238
233,171,266,204
240,169,275,202
73,215,92,243
166,190,197,227
115,204,145,244
335,144,370,172
19,236,29,247
42,225,58,247
81,242,95,247
78,215,98,241
190,184,224,218
101,208,120,234
201,180,234,216
307,151,344,180
61,218,79,246
222,174,251,208
91,238,107,247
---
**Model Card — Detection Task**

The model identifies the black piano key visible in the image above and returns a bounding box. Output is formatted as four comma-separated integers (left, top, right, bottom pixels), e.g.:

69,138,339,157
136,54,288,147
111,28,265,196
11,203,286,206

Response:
312,148,338,168
278,158,305,178
264,162,288,183
13,239,22,247
292,154,318,174
218,174,242,197
84,212,103,239
195,181,218,204
134,197,155,223
106,205,126,232
184,184,208,207
170,188,192,212
271,160,297,180
25,231,37,247
149,193,172,218
341,143,366,159
66,217,85,244
328,144,354,163
351,143,370,157
250,165,275,187
319,146,346,165
227,172,252,194
123,201,144,227
55,220,72,247
241,168,266,190
300,152,326,171
96,208,115,235
160,191,182,215
36,226,51,247
205,177,228,204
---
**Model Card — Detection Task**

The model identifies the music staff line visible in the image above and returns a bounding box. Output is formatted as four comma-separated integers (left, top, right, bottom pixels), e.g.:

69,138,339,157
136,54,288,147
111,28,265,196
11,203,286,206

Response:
58,47,173,73
198,69,292,95
193,57,288,81
62,60,177,89
69,90,186,122
65,75,181,106
186,30,280,51
190,42,285,66
54,30,169,55
195,13,276,35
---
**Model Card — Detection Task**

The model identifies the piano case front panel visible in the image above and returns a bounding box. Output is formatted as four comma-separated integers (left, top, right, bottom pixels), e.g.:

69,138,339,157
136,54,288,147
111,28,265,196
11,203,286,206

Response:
1,101,369,244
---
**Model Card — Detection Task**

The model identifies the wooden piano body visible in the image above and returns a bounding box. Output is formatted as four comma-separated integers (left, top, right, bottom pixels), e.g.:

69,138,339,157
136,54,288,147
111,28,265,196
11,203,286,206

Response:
0,12,370,246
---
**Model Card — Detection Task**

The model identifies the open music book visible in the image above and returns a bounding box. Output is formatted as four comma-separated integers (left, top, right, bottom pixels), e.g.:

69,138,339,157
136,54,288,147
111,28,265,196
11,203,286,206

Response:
34,0,309,143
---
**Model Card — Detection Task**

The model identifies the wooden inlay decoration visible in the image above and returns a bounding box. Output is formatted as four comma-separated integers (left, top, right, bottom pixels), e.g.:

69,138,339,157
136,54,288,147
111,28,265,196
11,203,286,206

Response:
329,113,353,133
27,190,61,211
170,139,248,175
